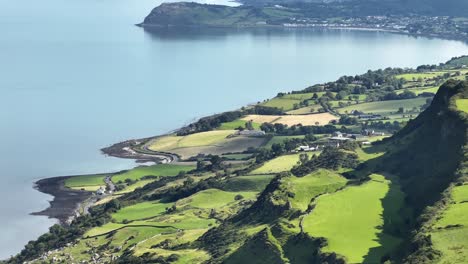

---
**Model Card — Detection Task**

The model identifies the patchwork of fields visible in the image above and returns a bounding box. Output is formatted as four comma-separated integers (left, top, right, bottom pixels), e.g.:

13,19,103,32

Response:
147,130,267,159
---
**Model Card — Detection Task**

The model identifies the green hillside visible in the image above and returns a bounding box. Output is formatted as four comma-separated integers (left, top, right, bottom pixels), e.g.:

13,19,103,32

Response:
7,65,468,263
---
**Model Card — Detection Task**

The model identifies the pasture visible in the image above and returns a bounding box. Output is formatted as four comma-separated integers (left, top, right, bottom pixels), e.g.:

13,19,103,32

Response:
396,72,447,81
218,119,260,130
456,99,468,113
284,169,347,211
337,97,427,115
302,174,404,263
431,184,468,263
112,164,195,183
112,201,173,222
177,188,257,209
242,113,338,126
222,175,275,192
251,153,315,174
64,174,106,191
148,130,266,159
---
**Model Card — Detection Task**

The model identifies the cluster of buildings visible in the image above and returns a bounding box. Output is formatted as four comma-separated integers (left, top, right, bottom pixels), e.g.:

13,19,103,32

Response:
294,130,386,152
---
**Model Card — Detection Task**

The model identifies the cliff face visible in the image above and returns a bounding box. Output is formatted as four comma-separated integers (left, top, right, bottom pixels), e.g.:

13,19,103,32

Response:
379,80,468,214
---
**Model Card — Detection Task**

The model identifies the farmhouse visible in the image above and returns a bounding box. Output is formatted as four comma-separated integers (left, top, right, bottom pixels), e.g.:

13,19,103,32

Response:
96,187,105,195
329,132,352,142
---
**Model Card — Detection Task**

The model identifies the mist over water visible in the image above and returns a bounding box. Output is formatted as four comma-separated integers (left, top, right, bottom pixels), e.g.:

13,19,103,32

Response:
1,0,467,259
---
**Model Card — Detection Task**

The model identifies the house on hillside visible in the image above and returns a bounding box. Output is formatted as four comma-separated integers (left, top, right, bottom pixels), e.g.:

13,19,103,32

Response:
96,187,105,195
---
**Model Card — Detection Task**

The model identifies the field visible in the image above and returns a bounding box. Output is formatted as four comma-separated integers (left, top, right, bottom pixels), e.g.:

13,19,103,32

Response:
395,72,447,81
396,86,439,95
177,189,257,209
250,153,315,174
337,97,427,115
148,130,266,159
430,184,468,263
112,164,195,183
64,174,107,191
242,113,338,126
456,99,468,113
218,119,261,130
261,98,303,111
114,179,156,194
222,175,275,192
284,169,347,211
112,201,173,222
302,174,403,263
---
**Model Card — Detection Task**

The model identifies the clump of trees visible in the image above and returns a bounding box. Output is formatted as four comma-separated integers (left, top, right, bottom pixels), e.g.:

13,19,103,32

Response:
291,146,359,176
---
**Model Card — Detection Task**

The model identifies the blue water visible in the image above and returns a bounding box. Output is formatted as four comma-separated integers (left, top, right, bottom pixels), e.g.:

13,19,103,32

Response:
1,0,468,259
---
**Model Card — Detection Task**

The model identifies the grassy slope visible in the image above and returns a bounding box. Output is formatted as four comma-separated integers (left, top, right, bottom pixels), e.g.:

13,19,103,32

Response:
222,175,275,192
302,174,404,263
337,97,427,114
431,184,468,264
112,164,194,183
64,174,106,191
251,153,315,174
456,99,468,113
218,119,260,130
177,188,257,209
149,130,235,151
285,169,347,211
112,201,173,222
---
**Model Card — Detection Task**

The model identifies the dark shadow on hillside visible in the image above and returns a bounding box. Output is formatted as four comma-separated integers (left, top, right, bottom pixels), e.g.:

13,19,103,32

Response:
362,173,410,263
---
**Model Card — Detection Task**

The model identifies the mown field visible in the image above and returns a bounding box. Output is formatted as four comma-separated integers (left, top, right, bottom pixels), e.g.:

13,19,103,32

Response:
64,174,107,191
302,174,404,263
112,164,195,183
242,113,338,126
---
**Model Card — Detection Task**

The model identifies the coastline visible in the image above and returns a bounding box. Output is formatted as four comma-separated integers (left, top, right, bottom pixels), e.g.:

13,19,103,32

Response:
32,176,93,225
137,23,468,44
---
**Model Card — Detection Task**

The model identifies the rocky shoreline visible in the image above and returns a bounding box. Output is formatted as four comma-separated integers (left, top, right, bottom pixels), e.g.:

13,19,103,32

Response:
32,176,93,225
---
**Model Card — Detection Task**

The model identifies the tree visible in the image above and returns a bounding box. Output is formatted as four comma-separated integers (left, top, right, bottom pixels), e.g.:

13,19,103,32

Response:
397,107,404,113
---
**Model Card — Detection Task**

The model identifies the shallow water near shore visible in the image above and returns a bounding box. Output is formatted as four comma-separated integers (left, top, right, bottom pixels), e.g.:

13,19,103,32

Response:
1,0,468,259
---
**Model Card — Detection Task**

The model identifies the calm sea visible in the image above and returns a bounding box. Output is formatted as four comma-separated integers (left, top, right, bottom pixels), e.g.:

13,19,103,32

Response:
1,0,467,259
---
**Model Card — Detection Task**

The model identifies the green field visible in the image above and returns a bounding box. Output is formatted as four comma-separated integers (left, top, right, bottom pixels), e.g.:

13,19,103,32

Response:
261,97,302,111
456,99,468,113
337,97,427,115
177,188,257,209
64,174,106,191
396,72,447,81
302,174,403,263
431,184,468,263
112,164,195,183
396,86,439,95
222,175,275,192
221,153,253,160
112,201,173,222
114,179,156,194
149,130,235,150
251,153,314,174
284,169,347,211
218,119,261,130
